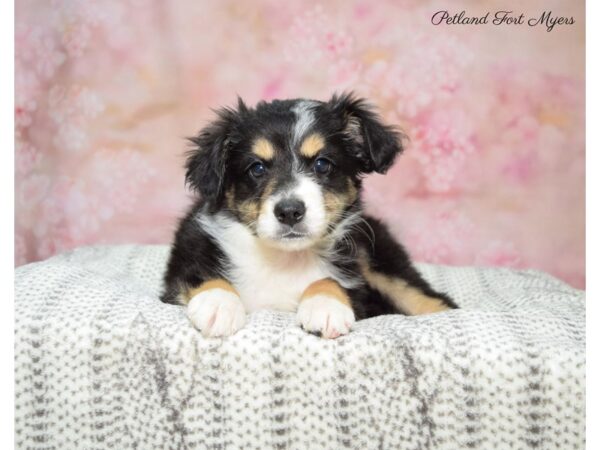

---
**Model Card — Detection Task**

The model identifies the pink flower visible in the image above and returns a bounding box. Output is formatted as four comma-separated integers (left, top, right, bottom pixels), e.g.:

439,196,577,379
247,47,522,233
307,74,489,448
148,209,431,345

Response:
75,87,104,118
48,85,103,122
15,233,28,266
15,64,40,129
47,85,104,152
476,240,523,268
501,151,537,184
53,122,88,152
86,149,157,212
15,140,42,175
17,174,51,207
284,5,356,65
25,148,157,261
36,231,77,261
62,23,91,58
377,30,474,118
35,35,66,78
261,77,283,100
401,206,478,265
412,110,477,193
15,99,37,129
322,31,354,59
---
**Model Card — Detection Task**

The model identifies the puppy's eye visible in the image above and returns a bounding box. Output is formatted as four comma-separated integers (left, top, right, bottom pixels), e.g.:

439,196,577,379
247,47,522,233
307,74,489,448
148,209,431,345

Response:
248,162,266,178
313,158,333,175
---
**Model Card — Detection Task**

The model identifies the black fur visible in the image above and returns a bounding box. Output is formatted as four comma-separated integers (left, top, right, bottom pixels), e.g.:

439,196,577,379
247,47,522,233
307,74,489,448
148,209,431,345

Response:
161,203,228,304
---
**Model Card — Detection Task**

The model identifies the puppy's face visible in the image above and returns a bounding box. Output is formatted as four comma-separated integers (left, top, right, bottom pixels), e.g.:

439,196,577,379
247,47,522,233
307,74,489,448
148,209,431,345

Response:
186,93,403,251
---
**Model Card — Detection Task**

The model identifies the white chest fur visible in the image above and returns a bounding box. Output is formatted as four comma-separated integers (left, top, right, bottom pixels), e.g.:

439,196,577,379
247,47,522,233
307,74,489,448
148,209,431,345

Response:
198,213,338,313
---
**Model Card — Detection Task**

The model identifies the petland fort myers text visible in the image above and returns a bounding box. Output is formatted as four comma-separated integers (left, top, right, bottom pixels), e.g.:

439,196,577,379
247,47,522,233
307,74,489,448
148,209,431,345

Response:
431,10,575,32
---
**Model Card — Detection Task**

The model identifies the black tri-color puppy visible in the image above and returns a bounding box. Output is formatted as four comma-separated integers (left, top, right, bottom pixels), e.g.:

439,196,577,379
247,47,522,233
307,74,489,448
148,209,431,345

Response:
161,93,456,338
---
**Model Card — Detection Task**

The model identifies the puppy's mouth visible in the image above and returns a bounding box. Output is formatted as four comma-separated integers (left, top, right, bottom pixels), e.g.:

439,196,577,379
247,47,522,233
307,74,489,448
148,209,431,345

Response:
280,230,309,240
258,224,320,251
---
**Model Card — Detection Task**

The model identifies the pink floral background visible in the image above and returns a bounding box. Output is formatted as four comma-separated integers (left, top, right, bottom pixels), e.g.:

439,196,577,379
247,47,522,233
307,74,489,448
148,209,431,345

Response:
15,0,585,288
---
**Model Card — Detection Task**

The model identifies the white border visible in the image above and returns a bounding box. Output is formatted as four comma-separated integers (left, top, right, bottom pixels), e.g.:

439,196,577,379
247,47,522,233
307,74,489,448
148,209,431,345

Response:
1,0,15,446
586,0,596,446
4,1,591,447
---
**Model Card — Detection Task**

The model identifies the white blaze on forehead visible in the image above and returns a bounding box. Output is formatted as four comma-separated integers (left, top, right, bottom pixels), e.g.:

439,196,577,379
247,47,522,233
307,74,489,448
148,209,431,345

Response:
291,100,319,146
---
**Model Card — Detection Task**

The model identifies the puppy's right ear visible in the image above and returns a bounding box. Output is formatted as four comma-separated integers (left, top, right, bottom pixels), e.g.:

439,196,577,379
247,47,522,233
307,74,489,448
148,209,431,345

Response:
185,99,246,205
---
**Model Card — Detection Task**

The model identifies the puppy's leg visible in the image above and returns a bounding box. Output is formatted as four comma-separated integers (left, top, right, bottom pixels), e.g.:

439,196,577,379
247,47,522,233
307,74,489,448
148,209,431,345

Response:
297,278,356,339
356,216,458,316
185,279,246,338
358,260,454,314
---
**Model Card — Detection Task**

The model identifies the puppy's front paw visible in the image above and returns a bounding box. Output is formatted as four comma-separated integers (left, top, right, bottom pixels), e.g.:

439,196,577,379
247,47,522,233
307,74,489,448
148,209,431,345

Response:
297,295,355,339
187,289,246,337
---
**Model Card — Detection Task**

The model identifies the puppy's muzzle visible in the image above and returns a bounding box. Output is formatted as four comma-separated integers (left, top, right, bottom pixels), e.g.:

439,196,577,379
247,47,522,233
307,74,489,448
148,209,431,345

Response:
274,198,306,227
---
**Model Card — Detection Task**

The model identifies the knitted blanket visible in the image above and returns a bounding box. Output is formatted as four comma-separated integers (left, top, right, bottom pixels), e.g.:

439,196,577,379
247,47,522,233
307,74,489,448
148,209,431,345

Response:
15,245,585,449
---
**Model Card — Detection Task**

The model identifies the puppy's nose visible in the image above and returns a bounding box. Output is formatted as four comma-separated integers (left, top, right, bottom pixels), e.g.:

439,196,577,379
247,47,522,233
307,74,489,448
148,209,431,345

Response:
274,199,306,226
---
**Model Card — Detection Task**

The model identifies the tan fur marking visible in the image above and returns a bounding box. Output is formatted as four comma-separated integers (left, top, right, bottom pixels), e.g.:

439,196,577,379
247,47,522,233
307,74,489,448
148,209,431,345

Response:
324,191,346,221
346,178,358,203
300,278,351,306
358,254,450,315
261,179,276,200
323,178,359,223
299,133,325,158
258,179,276,217
225,188,236,211
238,199,260,223
252,138,275,160
186,279,239,303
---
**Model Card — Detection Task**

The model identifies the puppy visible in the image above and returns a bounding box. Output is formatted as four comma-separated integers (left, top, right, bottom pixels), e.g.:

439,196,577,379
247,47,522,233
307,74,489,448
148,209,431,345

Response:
161,93,456,338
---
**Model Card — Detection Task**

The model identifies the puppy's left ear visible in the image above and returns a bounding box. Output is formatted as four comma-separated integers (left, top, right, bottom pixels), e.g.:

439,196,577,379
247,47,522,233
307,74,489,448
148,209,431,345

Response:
327,92,404,174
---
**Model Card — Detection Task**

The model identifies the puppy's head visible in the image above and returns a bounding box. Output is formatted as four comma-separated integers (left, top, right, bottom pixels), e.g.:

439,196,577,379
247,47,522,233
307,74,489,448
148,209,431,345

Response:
186,93,403,250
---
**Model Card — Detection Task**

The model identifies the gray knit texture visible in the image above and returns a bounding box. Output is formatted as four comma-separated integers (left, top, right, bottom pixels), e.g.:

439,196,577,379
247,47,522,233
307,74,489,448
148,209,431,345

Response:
15,245,585,449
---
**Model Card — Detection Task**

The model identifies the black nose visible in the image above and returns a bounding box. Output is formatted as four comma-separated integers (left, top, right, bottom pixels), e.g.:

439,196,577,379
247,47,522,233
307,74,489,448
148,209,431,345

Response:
274,199,306,226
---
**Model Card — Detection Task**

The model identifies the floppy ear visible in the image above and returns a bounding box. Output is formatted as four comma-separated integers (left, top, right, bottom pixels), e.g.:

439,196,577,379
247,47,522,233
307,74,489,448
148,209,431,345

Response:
327,92,404,174
185,99,246,205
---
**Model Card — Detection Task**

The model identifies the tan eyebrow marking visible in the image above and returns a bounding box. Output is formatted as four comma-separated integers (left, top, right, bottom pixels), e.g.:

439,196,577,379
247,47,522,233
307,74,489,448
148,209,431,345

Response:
299,133,325,158
251,138,275,160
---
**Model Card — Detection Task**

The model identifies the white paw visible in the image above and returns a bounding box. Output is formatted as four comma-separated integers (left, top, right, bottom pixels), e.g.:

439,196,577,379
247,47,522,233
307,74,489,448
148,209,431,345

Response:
187,289,246,337
296,295,355,339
